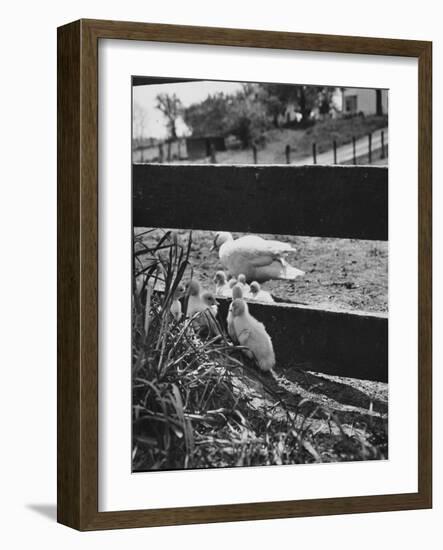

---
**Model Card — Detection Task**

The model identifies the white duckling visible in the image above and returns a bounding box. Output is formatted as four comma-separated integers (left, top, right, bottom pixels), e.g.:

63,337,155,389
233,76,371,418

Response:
170,283,186,321
186,281,219,336
186,279,202,318
197,291,221,337
212,232,304,283
186,280,218,317
214,270,232,297
228,278,237,289
231,284,244,300
226,284,244,343
201,291,219,317
231,298,275,372
248,281,275,303
237,274,251,296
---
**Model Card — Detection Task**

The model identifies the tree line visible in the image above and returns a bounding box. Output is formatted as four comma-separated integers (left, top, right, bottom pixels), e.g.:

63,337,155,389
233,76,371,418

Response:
156,83,336,149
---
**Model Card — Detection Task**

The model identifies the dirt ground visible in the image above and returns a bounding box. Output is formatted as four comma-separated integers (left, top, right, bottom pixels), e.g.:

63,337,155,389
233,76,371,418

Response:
138,228,388,313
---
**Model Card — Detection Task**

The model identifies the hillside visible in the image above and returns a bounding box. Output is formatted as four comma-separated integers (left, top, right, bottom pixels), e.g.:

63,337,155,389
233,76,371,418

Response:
189,115,388,164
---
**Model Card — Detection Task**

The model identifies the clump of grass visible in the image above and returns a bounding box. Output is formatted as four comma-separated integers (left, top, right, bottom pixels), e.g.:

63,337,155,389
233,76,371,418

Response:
132,229,245,470
132,229,388,472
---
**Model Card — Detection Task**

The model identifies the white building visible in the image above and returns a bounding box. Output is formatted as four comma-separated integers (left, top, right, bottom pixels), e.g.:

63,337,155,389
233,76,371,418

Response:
341,88,388,116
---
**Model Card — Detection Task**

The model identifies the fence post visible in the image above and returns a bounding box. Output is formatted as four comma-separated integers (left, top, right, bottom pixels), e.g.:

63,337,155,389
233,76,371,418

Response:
381,131,385,159
209,142,217,163
352,136,356,165
333,140,337,164
312,143,317,165
368,133,372,164
158,144,164,163
285,144,291,164
252,144,258,164
167,141,172,162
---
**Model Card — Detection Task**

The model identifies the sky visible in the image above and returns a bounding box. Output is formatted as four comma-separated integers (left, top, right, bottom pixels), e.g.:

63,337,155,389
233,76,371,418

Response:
133,80,243,140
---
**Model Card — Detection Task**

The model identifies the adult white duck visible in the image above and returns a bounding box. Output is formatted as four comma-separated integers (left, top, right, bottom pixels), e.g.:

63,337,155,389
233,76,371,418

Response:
211,231,304,283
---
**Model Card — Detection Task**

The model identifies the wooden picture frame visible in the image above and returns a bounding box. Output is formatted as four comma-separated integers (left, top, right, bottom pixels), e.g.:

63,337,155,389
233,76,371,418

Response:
57,19,432,530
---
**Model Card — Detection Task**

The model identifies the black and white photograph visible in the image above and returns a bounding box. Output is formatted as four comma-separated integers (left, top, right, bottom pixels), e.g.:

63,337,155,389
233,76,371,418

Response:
131,77,389,473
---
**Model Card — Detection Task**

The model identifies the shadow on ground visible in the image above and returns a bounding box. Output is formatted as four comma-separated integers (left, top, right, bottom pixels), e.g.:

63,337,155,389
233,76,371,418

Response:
26,504,57,522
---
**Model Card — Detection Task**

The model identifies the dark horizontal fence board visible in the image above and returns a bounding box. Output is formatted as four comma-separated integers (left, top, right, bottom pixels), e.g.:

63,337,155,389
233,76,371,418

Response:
133,164,388,240
216,298,388,382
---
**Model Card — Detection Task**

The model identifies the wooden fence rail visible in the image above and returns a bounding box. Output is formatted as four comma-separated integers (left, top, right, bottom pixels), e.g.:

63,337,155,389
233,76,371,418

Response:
133,163,388,382
133,164,388,241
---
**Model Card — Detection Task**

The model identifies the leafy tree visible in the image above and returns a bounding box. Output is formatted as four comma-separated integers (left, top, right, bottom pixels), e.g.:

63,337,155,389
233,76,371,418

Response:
184,93,229,137
224,86,270,148
184,86,270,148
258,83,336,124
156,93,183,140
258,83,298,126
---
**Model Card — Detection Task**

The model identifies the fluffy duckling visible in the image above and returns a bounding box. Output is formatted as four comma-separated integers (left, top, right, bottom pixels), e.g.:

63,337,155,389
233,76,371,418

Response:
170,283,186,321
212,231,304,283
214,270,232,297
186,280,204,318
248,281,275,303
226,284,244,343
201,291,219,317
186,280,220,336
237,274,251,296
231,284,244,300
196,291,220,337
230,298,275,372
187,280,219,316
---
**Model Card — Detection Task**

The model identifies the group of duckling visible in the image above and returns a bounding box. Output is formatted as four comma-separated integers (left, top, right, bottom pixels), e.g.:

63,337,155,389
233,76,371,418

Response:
163,231,305,373
214,271,275,303
170,276,276,373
